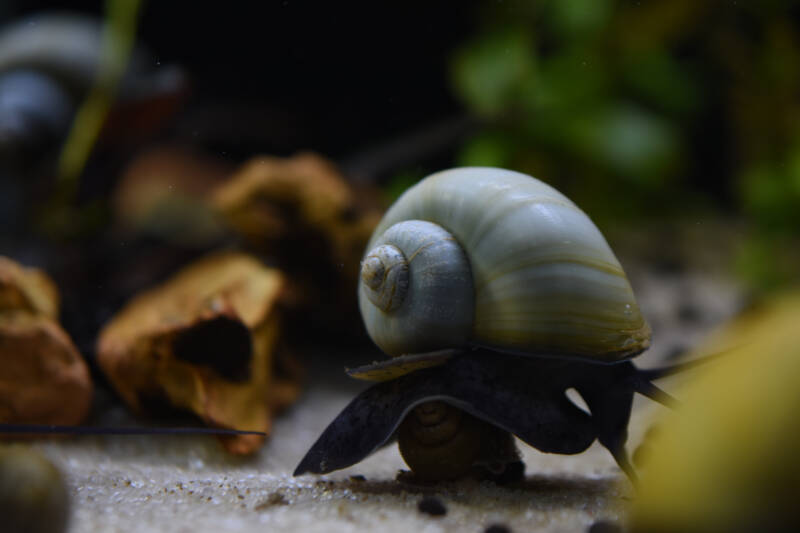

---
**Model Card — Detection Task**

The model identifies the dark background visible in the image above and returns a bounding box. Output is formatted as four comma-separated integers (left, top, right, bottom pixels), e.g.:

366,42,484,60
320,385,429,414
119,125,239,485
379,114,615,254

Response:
2,0,799,304
2,1,475,160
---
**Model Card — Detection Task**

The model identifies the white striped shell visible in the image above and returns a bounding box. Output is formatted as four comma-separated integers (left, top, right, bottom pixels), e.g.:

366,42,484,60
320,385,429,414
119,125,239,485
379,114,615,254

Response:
358,167,651,362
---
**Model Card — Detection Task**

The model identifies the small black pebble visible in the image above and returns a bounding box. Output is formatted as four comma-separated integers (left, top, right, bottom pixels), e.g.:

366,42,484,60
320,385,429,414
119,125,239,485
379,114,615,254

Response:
417,496,447,517
349,475,366,482
588,520,622,533
485,524,512,533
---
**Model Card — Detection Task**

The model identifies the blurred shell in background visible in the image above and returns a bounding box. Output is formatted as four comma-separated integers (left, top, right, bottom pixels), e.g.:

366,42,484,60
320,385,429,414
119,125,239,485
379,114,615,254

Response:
0,12,186,165
0,12,184,102
631,291,800,533
0,445,69,533
96,252,301,454
0,257,92,429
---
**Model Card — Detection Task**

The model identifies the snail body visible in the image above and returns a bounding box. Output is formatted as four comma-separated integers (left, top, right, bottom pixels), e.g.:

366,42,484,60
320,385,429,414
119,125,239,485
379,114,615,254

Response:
296,168,678,482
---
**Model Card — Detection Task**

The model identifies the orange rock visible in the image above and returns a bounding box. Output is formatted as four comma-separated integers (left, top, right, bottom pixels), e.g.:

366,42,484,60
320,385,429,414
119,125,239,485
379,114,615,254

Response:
212,153,382,336
0,256,92,429
212,152,381,274
0,313,92,427
96,252,300,454
0,256,59,319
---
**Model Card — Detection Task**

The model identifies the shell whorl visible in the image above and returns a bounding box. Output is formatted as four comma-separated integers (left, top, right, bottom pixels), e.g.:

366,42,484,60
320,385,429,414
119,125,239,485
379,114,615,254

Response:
397,401,483,480
360,244,409,312
403,401,463,446
358,167,651,362
396,400,520,481
358,220,474,357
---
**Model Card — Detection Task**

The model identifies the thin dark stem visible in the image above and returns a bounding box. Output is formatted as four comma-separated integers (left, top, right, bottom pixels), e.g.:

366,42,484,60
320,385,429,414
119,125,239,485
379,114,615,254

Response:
0,424,266,436
633,380,681,409
636,349,731,382
613,448,639,487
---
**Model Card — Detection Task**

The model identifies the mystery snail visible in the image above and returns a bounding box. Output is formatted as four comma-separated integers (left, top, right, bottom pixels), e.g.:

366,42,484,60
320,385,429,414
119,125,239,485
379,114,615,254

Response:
295,167,686,482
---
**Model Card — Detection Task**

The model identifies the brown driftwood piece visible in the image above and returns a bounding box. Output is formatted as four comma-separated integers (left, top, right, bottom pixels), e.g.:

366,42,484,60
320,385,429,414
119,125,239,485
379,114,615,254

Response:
96,252,299,454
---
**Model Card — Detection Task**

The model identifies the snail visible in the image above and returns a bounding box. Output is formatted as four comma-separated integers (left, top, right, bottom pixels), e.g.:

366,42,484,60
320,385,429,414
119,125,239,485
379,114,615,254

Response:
0,445,70,533
294,167,693,482
0,12,187,167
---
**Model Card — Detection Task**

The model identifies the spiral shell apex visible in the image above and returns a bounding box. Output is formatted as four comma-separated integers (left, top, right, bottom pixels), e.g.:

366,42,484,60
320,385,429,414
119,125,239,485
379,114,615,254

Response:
360,245,409,312
358,167,651,361
358,220,475,357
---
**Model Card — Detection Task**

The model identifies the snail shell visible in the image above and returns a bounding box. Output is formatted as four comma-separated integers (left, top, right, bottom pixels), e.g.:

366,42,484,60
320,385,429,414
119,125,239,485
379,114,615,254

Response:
359,167,650,361
0,13,185,101
0,13,186,165
397,401,483,480
397,400,521,481
0,70,73,163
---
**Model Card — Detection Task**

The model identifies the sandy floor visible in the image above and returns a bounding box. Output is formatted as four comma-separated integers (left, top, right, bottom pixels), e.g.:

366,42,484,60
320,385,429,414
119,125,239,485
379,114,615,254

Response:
30,270,742,533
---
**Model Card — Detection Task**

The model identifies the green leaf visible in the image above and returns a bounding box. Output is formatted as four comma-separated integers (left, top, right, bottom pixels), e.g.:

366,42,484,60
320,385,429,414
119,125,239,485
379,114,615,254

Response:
451,27,536,116
622,50,701,114
457,132,513,168
567,104,679,186
546,0,612,38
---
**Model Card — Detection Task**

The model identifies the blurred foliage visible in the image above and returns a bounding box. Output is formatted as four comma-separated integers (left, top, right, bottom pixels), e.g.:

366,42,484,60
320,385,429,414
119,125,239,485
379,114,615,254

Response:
57,0,143,190
447,0,800,290
383,169,428,204
40,0,142,239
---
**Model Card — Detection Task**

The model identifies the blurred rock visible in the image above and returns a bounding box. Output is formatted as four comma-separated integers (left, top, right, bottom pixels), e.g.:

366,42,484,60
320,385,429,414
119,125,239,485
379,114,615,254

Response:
112,146,233,246
0,256,59,318
212,152,381,271
96,252,301,454
0,445,69,533
0,256,92,429
212,152,382,340
0,314,92,428
631,290,800,533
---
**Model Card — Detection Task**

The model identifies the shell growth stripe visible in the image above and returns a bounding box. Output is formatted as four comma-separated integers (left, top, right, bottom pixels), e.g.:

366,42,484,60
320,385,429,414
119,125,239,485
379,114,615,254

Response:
463,195,585,251
474,254,627,291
